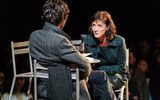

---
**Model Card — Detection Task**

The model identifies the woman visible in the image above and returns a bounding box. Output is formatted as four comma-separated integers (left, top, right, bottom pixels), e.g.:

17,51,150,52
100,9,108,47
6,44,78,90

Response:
1,77,33,100
84,11,130,90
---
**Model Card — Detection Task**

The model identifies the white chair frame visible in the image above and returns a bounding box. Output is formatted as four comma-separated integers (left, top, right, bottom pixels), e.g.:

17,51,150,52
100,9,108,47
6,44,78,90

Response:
33,59,80,100
9,41,34,100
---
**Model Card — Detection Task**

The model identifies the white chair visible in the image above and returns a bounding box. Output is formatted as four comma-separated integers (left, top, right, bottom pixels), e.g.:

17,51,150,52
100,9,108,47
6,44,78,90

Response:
71,68,80,100
33,59,80,100
33,59,48,100
114,49,129,100
114,85,126,100
125,49,129,100
9,41,34,100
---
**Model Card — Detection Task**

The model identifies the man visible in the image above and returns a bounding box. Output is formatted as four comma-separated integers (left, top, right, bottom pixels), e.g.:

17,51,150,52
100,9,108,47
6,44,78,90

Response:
29,0,91,99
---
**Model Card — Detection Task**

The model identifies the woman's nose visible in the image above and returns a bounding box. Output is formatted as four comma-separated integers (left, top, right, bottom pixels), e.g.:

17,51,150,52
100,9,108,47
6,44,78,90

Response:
94,27,99,32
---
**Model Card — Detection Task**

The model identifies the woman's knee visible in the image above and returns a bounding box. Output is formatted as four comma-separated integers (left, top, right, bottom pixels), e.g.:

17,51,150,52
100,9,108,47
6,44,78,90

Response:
89,70,107,84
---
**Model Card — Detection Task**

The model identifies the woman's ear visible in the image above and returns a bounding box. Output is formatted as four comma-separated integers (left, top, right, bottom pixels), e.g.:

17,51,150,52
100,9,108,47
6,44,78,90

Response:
106,26,109,31
106,28,112,40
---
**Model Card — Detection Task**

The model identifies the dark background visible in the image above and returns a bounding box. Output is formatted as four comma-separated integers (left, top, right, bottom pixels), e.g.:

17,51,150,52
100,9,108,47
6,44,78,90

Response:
0,0,160,47
0,0,159,98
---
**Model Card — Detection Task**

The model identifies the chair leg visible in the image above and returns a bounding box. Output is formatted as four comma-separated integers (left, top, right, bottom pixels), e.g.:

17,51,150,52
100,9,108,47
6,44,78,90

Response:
115,86,125,100
120,86,125,100
34,60,37,100
27,77,32,95
34,75,37,100
125,82,129,100
9,77,16,100
76,68,79,100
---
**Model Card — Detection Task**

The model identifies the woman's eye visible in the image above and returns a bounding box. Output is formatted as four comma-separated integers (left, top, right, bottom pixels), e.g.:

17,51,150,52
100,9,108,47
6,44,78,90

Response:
98,24,102,27
92,24,95,27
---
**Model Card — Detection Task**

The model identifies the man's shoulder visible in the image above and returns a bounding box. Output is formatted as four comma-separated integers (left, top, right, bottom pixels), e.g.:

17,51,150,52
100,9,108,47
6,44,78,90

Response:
29,29,68,43
30,29,42,38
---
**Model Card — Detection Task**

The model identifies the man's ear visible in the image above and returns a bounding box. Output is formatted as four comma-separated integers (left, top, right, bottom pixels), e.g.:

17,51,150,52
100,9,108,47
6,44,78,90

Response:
61,16,68,29
58,18,66,29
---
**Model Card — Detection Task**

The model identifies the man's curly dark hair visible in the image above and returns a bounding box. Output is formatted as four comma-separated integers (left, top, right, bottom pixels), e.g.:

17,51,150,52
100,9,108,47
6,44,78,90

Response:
42,0,70,25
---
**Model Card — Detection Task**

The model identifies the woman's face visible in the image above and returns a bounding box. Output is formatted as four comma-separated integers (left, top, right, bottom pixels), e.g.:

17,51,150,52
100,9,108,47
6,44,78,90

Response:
91,19,108,38
137,60,148,72
15,78,25,91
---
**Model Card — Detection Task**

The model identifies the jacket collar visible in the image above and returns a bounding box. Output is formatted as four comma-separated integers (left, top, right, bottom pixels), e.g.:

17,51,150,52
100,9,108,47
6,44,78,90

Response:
43,22,70,40
108,36,117,47
88,35,118,47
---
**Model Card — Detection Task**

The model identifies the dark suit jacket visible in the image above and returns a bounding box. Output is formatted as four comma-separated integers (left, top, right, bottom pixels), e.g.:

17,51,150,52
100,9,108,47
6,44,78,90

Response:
29,22,91,100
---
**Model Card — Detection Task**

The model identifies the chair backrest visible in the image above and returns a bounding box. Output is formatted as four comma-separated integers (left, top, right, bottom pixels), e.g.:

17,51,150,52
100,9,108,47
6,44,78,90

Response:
11,41,33,76
71,34,87,52
33,59,48,78
71,39,84,52
126,49,129,72
125,48,129,100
